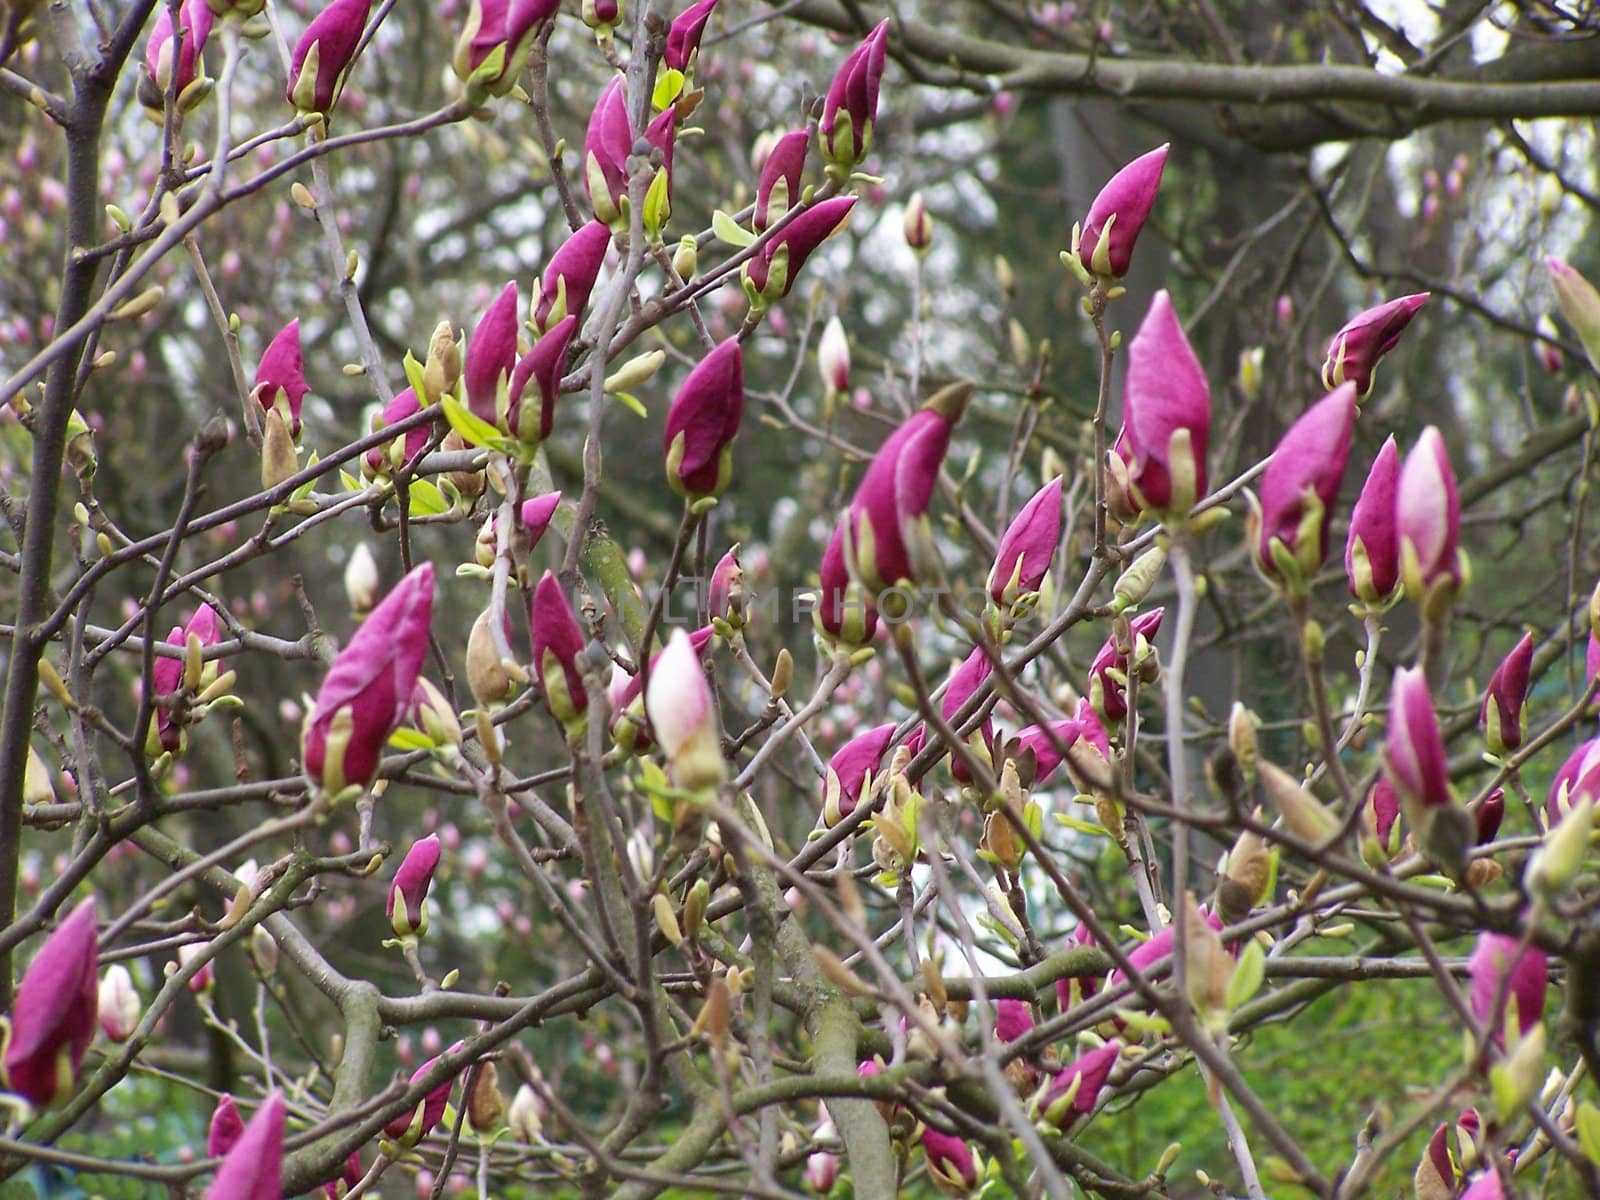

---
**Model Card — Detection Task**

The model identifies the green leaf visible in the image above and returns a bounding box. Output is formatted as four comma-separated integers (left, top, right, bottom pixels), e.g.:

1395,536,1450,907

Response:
339,469,361,492
388,727,436,752
1576,1101,1600,1165
712,209,757,248
1226,939,1266,1011
406,478,450,516
642,170,671,236
651,68,684,111
441,393,503,450
1054,814,1108,836
611,391,648,419
402,350,428,400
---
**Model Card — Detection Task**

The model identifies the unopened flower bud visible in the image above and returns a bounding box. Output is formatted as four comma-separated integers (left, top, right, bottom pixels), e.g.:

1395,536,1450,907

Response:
903,191,932,254
344,543,379,616
98,964,141,1043
467,1061,505,1133
1112,544,1166,612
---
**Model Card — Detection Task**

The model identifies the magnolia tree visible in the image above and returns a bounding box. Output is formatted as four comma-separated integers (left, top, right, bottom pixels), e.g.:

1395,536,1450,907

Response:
4,0,1600,1197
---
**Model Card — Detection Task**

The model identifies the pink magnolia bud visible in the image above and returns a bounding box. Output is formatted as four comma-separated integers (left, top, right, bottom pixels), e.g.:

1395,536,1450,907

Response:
1397,427,1464,598
813,520,878,648
744,197,857,304
707,545,744,627
206,1091,285,1200
1111,290,1210,517
388,833,442,939
1109,910,1223,992
178,942,214,994
844,384,967,594
927,648,994,784
1320,292,1429,398
531,572,588,727
583,79,676,229
646,628,725,791
286,0,371,116
993,998,1033,1043
817,315,850,395
1056,922,1104,1011
97,963,140,1044
464,282,521,427
919,1127,979,1196
1275,294,1294,326
3,897,98,1109
902,191,932,253
663,0,717,72
1074,143,1168,279
208,1093,245,1158
1248,384,1357,591
142,0,214,111
1546,258,1600,373
252,319,308,439
151,604,225,755
819,21,889,174
363,387,432,476
609,626,714,753
1481,633,1533,755
323,1153,364,1199
1459,1168,1507,1200
1416,1109,1481,1200
1345,436,1402,607
1468,931,1546,1049
1384,666,1451,814
451,0,557,95
302,563,435,794
1041,1041,1120,1125
1086,607,1164,724
820,723,894,828
519,491,562,549
1547,737,1600,828
507,314,577,445
754,129,808,233
385,1048,463,1146
1362,777,1403,863
1535,313,1564,374
1010,718,1089,787
663,339,744,499
803,1147,838,1193
989,476,1063,606
534,221,610,332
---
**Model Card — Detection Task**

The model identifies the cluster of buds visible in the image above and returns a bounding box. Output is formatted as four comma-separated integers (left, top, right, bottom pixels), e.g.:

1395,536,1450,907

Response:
1107,291,1211,523
361,388,432,480
1007,702,1110,791
1246,384,1357,597
1085,607,1164,724
147,604,232,758
868,746,923,881
840,382,969,605
464,281,577,449
140,0,214,115
285,0,371,118
584,78,676,234
301,563,435,797
818,22,889,179
2,898,98,1110
820,723,895,828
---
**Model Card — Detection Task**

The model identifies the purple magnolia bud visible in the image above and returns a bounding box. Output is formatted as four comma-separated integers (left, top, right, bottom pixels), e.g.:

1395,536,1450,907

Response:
994,999,1034,1043
821,723,895,828
507,314,577,445
451,0,557,95
1320,292,1429,398
1041,1041,1120,1125
1384,666,1451,814
707,545,745,627
1481,633,1534,756
919,1127,979,1196
1055,922,1104,1011
754,129,809,233
1416,1109,1481,1199
1468,931,1546,1049
320,1152,364,1199
663,339,744,499
208,1094,245,1158
1248,384,1357,591
1588,630,1600,693
286,0,371,116
534,221,610,332
143,0,213,109
932,648,994,784
819,20,889,174
253,319,308,439
3,898,98,1109
803,1146,838,1193
97,964,140,1044
1075,698,1111,759
1547,738,1600,828
363,387,432,476
519,491,562,549
151,604,225,754
1111,290,1211,517
646,628,725,791
813,520,878,648
583,80,677,229
465,282,521,427
385,1049,462,1146
1477,789,1505,845
1345,436,1402,607
1011,719,1085,787
843,384,967,594
1074,143,1168,279
1397,426,1464,599
387,833,442,939
302,564,435,794
1086,607,1164,723
663,0,717,71
989,477,1063,606
206,1091,284,1200
744,196,857,304
531,571,588,727
1362,778,1403,863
